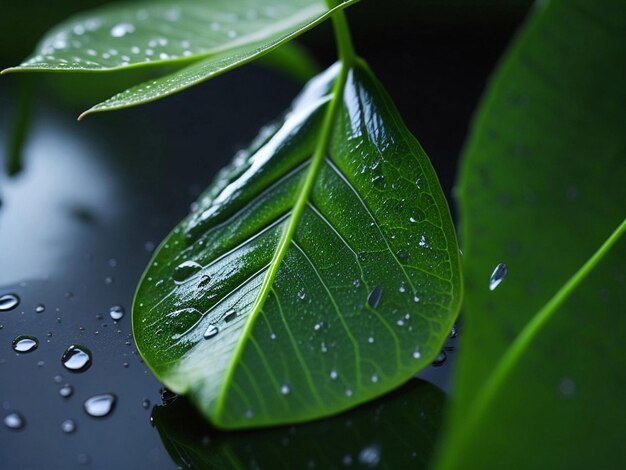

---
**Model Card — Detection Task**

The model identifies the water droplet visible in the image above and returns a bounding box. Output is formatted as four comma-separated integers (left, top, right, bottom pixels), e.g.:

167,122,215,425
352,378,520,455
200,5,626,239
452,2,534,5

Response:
203,324,219,339
314,322,323,331
432,351,447,367
367,287,384,309
368,336,375,344
330,369,338,380
61,345,92,372
172,260,203,284
110,22,135,38
358,445,381,467
559,377,576,397
61,419,76,433
342,454,353,466
412,349,422,359
371,373,379,383
0,293,20,311
3,412,25,430
297,288,306,300
416,177,423,189
413,294,420,303
418,235,430,248
59,384,74,398
489,263,508,291
83,394,116,417
245,409,254,419
353,279,361,288
396,250,410,260
345,388,353,397
12,335,39,353
35,304,45,313
223,309,237,323
109,305,125,321
142,399,151,409
197,274,211,289
280,384,290,395
449,325,459,338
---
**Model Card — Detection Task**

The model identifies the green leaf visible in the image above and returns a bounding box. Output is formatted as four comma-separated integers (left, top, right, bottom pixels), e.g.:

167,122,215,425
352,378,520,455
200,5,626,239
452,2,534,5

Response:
2,0,357,116
133,60,462,429
153,379,445,469
436,0,626,468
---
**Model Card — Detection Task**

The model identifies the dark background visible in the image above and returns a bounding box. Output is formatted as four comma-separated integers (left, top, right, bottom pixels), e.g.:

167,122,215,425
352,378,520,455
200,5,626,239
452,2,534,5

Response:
0,1,529,468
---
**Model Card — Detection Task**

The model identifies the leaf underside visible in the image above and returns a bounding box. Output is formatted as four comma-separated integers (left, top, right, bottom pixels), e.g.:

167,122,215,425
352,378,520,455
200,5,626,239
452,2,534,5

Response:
438,0,626,468
3,0,358,116
133,61,462,429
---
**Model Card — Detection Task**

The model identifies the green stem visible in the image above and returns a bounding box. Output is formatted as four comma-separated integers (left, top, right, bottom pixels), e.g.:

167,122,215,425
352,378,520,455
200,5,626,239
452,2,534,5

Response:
328,5,356,65
438,216,626,469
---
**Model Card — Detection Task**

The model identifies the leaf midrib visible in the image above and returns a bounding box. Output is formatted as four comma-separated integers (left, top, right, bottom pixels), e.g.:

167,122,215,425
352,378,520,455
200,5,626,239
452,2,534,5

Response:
437,216,626,470
211,61,351,420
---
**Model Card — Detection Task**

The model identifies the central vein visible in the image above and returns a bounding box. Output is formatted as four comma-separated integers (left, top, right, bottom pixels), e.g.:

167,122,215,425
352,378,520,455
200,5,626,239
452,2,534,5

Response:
213,61,351,417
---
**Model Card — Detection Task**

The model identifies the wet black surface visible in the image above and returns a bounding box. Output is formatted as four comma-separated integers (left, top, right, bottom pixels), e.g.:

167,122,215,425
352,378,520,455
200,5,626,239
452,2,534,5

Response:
0,5,524,469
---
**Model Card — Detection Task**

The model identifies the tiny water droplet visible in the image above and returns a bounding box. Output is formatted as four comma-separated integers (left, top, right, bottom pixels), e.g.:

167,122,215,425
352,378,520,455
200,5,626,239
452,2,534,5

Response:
371,373,379,383
330,369,338,380
197,275,211,289
353,279,361,288
418,235,430,248
358,445,381,468
559,377,576,397
368,336,375,344
204,324,219,339
345,388,353,397
35,304,45,313
367,287,384,309
223,309,237,323
449,325,459,338
412,349,422,359
59,384,74,398
173,260,203,284
109,305,125,321
416,177,423,189
0,293,20,311
489,263,508,291
110,22,135,38
413,295,420,303
142,399,151,409
396,250,410,261
61,345,92,372
343,454,353,466
432,351,447,367
280,384,290,395
297,288,306,300
3,412,25,430
84,394,116,418
12,335,39,353
61,419,76,433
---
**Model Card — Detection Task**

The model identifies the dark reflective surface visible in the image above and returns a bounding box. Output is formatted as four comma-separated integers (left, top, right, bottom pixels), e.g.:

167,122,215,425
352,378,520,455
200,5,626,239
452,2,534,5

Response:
0,5,522,468
153,379,445,469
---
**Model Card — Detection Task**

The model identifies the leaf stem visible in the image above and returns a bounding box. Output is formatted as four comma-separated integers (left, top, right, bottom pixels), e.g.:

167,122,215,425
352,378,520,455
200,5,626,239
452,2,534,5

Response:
328,3,356,65
438,216,626,469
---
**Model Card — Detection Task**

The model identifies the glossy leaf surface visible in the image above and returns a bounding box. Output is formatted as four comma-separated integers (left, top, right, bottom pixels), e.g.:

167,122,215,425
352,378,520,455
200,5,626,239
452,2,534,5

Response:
3,0,356,116
133,61,462,429
437,0,626,468
153,379,445,469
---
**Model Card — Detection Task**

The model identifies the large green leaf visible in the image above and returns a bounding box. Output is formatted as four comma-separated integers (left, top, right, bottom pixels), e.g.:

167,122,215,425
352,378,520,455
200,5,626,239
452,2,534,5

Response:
133,60,462,429
2,0,357,115
436,0,626,468
153,379,445,469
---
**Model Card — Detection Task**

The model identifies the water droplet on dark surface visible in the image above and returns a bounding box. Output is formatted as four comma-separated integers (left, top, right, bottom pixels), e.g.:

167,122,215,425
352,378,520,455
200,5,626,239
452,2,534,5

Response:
280,384,290,395
84,393,116,418
142,399,151,409
204,324,219,339
449,324,459,338
109,305,125,321
3,412,25,430
59,384,74,398
172,260,203,284
297,288,306,300
432,351,447,367
61,345,92,372
35,304,45,313
367,287,384,309
12,335,39,353
489,262,508,291
358,445,381,467
0,293,20,311
396,250,410,260
61,419,76,433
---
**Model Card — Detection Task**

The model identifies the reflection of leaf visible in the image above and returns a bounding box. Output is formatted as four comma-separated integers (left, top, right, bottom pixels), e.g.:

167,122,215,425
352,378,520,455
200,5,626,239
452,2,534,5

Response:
153,379,446,469
133,61,462,429
3,0,357,115
436,0,626,468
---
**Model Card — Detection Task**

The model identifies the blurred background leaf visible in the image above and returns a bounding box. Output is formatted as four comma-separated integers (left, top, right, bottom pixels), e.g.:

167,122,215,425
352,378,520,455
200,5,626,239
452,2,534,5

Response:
436,0,626,468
